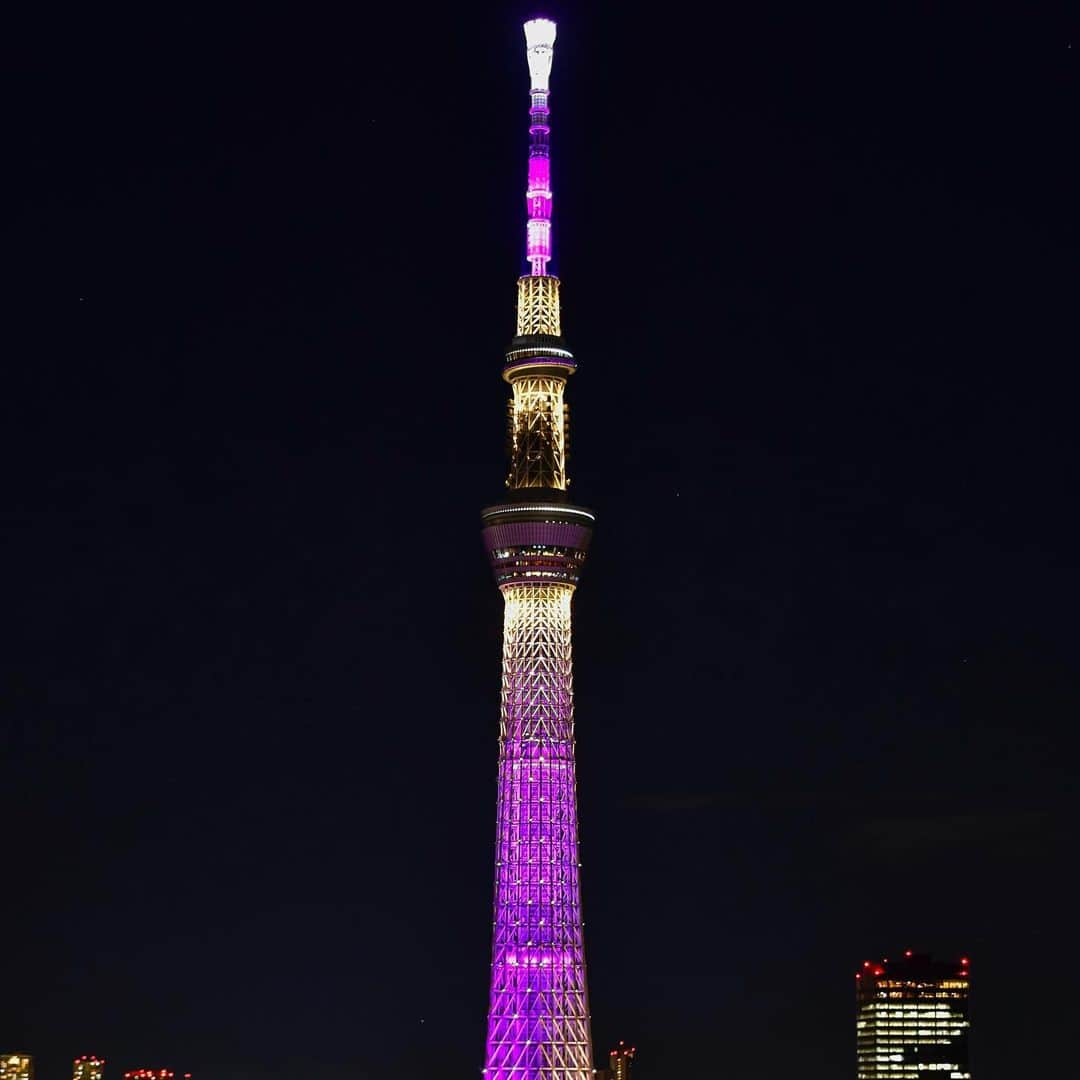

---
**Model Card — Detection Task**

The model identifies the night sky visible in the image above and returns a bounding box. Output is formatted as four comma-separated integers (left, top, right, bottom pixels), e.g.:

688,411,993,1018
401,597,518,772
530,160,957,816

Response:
6,4,1078,1079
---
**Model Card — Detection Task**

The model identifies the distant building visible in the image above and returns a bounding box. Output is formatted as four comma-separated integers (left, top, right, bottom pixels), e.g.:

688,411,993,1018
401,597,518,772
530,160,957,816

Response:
596,1042,636,1080
73,1056,105,1080
123,1071,189,1080
856,951,971,1079
0,1055,32,1080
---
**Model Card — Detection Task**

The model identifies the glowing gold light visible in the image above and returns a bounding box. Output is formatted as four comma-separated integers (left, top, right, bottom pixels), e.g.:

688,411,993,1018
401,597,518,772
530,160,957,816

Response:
487,581,591,1078
500,584,576,749
73,1058,105,1080
0,1055,32,1080
856,959,971,1079
516,275,562,338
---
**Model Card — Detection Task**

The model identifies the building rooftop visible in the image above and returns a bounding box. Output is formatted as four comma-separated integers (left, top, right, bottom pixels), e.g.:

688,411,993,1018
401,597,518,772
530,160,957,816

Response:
856,951,970,981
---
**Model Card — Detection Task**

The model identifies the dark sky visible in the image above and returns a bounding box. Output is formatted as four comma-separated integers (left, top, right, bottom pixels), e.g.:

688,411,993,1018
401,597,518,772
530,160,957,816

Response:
5,4,1078,1078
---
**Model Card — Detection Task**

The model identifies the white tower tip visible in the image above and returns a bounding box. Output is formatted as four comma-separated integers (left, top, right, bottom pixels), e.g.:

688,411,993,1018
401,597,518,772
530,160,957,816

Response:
524,18,557,92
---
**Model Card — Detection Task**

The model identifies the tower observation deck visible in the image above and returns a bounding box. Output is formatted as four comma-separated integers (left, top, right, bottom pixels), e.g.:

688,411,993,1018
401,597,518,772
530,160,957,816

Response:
480,17,596,1080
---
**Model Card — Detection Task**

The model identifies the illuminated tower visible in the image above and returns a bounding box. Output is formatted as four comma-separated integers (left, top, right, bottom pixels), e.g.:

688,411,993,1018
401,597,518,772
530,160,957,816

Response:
73,1057,105,1080
608,1042,635,1080
0,1054,32,1080
856,952,971,1079
481,16,596,1080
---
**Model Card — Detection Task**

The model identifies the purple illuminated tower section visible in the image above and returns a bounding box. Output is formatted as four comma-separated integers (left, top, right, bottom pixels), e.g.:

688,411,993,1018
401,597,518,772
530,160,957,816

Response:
480,17,596,1080
524,21,554,276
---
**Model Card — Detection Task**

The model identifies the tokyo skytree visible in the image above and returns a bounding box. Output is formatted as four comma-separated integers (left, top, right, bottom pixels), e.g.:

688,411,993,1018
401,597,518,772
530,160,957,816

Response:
479,17,596,1080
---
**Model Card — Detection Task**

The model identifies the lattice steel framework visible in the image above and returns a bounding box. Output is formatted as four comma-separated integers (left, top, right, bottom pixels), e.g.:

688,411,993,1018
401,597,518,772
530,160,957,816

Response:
507,376,568,491
517,276,562,337
480,16,596,1080
486,584,590,1080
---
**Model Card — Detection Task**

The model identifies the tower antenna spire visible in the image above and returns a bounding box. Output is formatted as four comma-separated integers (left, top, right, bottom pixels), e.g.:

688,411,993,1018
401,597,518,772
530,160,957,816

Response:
523,17,557,275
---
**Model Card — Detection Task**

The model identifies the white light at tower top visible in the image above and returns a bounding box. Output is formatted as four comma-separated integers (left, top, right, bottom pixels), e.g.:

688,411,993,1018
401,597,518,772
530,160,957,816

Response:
524,18,557,91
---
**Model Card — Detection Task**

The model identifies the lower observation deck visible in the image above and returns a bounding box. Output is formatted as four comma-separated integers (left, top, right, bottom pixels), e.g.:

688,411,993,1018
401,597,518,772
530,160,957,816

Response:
481,498,594,588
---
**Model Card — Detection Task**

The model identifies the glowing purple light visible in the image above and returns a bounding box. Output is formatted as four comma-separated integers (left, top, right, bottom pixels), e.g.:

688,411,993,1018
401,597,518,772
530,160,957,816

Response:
484,706,591,1076
524,20,556,275
481,559,593,1077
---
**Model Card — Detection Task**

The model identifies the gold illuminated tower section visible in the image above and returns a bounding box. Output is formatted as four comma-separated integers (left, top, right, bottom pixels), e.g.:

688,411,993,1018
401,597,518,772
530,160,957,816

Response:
856,952,972,1079
481,16,596,1080
507,260,570,492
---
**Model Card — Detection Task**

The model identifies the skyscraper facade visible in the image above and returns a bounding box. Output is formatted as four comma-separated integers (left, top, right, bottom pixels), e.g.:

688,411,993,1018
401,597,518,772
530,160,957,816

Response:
608,1042,635,1080
856,952,971,1079
480,17,596,1080
73,1056,105,1080
0,1055,32,1080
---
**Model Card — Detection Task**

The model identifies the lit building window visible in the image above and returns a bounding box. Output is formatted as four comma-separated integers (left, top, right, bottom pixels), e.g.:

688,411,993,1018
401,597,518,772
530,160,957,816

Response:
73,1057,106,1080
856,953,971,1079
0,1054,33,1080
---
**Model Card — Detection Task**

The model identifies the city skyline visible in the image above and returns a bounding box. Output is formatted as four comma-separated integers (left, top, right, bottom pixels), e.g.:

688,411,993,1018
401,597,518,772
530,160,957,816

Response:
5,4,1075,1078
3,951,978,1080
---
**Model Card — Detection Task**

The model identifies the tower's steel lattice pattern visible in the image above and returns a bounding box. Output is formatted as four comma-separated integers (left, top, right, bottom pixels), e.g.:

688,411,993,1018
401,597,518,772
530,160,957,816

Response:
481,17,595,1080
516,276,562,337
486,584,589,1077
506,376,568,491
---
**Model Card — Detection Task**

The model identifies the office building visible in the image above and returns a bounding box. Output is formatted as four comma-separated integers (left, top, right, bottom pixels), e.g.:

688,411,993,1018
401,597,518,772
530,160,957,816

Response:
856,951,971,1078
0,1055,32,1080
73,1057,105,1080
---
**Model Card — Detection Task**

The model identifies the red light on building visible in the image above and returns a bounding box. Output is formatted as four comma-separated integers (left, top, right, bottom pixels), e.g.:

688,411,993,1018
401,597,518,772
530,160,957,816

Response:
856,950,971,1079
74,1056,106,1080
601,1040,636,1080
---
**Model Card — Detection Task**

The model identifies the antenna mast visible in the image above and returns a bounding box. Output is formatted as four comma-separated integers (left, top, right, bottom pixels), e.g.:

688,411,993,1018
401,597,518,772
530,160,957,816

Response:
524,18,556,275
